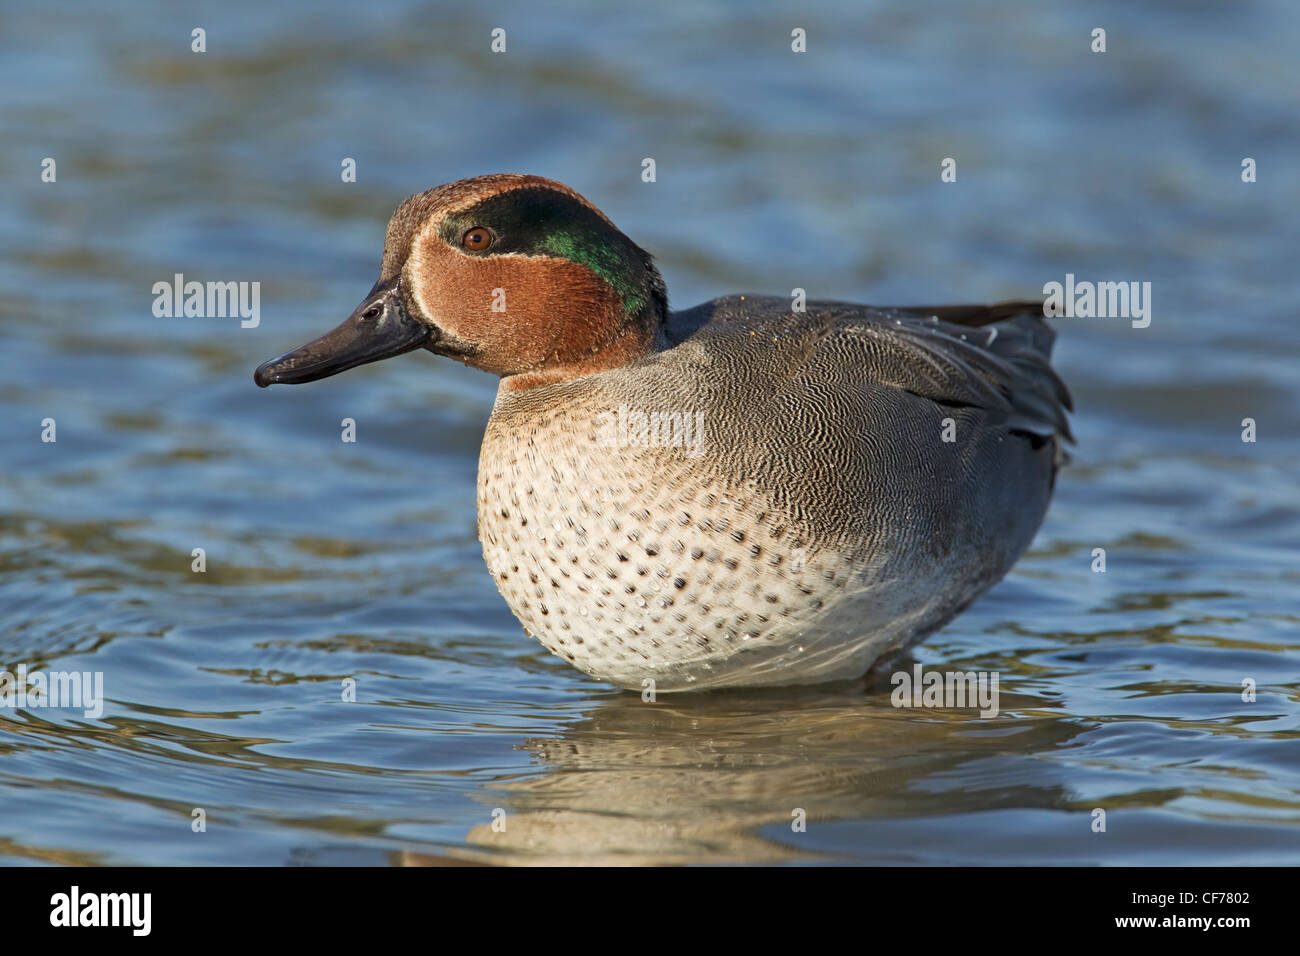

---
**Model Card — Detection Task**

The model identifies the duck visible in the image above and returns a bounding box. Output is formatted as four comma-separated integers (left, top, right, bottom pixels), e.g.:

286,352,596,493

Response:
255,174,1072,693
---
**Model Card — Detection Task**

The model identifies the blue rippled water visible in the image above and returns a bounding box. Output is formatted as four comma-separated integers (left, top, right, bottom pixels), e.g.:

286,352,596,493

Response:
0,0,1297,864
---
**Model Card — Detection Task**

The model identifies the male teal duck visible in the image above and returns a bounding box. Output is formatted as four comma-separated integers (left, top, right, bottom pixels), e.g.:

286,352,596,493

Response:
255,174,1072,692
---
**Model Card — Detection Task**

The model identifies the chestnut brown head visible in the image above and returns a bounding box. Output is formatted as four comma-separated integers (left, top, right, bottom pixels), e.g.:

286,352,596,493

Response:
254,174,667,391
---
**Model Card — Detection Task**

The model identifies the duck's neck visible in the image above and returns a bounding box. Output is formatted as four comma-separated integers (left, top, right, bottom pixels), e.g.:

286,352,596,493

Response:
500,283,667,393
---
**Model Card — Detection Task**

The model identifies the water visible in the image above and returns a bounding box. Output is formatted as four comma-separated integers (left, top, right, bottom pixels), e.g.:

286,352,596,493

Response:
1,0,1298,865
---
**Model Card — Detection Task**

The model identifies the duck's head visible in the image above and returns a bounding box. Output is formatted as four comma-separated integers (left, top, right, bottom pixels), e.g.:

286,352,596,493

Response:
254,174,667,392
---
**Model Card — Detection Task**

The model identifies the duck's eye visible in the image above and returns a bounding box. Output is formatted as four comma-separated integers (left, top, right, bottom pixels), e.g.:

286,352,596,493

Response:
461,227,493,252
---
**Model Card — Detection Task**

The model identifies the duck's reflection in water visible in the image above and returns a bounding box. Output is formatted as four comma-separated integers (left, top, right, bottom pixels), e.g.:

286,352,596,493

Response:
405,658,1083,865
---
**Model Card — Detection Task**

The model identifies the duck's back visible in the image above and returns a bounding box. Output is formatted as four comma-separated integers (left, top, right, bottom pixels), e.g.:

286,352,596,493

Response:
478,295,1070,691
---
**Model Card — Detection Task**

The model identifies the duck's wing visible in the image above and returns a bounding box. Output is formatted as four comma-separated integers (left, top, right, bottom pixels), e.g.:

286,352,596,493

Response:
862,300,1074,444
666,295,1072,444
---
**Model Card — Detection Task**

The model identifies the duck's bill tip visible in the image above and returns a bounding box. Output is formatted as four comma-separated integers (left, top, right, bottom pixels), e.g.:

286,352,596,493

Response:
252,353,330,387
253,355,342,387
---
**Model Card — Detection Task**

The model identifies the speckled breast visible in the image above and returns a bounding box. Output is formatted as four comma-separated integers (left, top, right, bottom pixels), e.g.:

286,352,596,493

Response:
475,385,934,692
